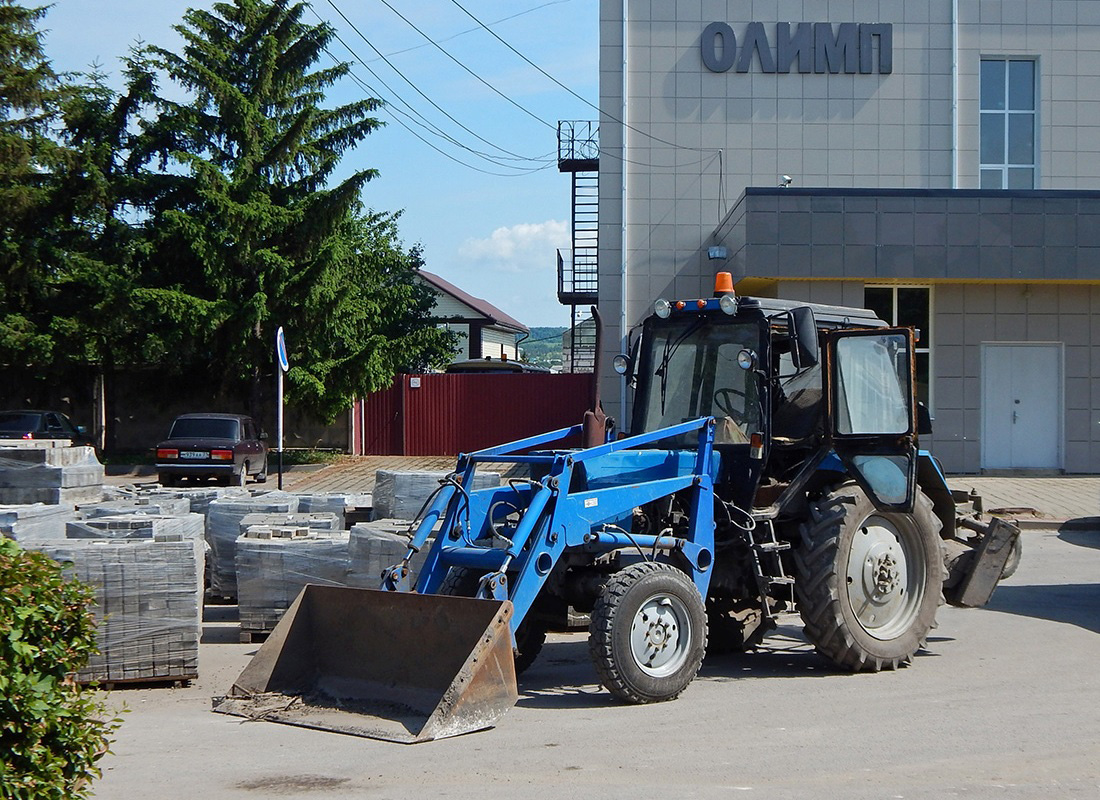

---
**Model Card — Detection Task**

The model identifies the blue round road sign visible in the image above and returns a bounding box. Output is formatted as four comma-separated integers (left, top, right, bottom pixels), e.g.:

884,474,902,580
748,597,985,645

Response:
276,327,289,372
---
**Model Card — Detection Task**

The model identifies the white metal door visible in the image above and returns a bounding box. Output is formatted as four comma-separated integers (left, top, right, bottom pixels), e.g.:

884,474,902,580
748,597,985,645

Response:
981,343,1062,469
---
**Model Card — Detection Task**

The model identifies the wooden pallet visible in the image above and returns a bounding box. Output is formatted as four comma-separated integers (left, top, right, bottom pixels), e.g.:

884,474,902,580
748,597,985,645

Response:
79,674,196,690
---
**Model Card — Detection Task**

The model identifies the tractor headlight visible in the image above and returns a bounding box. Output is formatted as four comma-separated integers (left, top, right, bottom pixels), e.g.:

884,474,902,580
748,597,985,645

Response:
654,298,672,318
718,293,737,315
612,354,630,375
737,349,757,371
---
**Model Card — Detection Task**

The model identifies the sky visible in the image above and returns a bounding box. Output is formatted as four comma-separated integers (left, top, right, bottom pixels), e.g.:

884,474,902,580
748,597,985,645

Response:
41,0,600,328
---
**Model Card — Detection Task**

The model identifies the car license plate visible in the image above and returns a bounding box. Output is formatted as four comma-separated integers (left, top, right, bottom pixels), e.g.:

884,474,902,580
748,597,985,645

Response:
180,451,207,460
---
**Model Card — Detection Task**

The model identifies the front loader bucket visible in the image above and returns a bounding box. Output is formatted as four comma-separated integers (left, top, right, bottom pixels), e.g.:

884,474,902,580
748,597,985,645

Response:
947,517,1021,608
213,585,518,743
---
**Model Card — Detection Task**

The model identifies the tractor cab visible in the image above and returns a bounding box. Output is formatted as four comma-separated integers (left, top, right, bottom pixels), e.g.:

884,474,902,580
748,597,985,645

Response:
625,274,918,515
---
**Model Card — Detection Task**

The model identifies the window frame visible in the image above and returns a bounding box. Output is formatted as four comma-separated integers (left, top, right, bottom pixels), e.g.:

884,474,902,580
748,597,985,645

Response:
979,57,1039,189
863,284,934,413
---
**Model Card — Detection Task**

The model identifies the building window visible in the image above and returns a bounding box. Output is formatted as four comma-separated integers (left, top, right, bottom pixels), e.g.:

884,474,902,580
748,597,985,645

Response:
979,59,1036,189
864,286,932,408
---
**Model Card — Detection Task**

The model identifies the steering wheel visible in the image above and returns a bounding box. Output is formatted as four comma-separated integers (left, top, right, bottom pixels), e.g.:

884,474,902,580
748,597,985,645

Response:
713,388,748,424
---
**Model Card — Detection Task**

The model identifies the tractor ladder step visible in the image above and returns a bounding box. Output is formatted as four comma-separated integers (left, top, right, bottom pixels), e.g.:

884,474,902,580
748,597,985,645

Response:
752,540,790,553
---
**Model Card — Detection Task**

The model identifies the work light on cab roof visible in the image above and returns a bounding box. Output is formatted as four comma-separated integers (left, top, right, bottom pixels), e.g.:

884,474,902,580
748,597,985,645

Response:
653,271,737,318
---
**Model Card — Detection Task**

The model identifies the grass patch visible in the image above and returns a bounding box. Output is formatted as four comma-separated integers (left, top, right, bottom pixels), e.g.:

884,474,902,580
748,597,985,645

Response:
100,450,155,466
278,448,343,466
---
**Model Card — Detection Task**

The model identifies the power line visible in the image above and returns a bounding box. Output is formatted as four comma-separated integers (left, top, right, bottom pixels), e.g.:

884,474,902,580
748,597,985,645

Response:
366,0,575,62
320,1,554,167
357,0,557,132
323,1,723,178
325,43,555,177
446,0,720,156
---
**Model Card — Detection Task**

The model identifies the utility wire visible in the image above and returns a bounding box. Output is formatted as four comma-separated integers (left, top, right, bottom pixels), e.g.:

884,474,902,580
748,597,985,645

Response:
353,0,557,132
446,0,720,155
367,0,575,62
320,2,722,177
330,31,554,171
327,44,555,176
320,1,553,164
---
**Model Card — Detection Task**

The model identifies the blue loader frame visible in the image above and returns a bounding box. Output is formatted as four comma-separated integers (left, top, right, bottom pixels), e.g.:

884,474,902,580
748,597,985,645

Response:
379,416,721,648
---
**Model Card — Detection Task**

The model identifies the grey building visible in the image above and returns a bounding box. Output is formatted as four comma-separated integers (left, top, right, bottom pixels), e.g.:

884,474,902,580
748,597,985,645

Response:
594,0,1100,473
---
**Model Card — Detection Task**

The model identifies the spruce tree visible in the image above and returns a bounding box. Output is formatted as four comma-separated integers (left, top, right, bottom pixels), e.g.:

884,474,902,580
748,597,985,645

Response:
0,0,66,363
136,0,450,417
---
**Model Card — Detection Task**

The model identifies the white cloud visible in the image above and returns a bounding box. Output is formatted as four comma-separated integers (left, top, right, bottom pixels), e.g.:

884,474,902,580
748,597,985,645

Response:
459,220,568,273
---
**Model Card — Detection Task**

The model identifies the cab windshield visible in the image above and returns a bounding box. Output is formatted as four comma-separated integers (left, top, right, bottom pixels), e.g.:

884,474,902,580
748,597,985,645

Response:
638,318,763,444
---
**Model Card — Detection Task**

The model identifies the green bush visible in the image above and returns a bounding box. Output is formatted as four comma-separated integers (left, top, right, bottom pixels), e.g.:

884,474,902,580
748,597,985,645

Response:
0,538,120,799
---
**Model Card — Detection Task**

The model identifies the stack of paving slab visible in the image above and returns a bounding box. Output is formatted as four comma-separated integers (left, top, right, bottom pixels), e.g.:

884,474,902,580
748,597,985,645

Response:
294,492,370,524
0,502,75,543
235,526,351,636
64,511,206,608
372,469,501,521
205,492,299,599
172,486,231,516
81,495,192,518
347,518,438,590
238,511,341,536
32,533,202,684
0,442,103,505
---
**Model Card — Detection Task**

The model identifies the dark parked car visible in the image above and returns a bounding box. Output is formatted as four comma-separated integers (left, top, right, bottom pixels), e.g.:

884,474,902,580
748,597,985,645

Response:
444,357,551,374
0,410,94,447
155,413,267,487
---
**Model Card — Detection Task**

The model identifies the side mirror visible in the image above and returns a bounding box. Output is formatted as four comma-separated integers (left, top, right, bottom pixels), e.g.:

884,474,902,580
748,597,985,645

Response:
788,307,819,369
76,425,87,434
259,432,269,441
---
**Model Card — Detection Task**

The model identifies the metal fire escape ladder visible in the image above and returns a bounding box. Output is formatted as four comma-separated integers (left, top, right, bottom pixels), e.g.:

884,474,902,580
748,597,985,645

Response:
557,121,599,373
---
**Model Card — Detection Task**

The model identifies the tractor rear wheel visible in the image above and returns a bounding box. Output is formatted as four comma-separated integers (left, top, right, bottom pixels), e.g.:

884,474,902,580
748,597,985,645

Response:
589,561,707,703
439,566,546,675
795,485,943,672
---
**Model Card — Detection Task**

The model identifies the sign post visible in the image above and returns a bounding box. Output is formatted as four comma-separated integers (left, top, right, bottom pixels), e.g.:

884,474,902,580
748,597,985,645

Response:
275,327,289,489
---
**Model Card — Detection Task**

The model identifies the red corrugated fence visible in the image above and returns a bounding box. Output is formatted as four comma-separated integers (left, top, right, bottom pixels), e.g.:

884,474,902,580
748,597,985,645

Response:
350,373,594,455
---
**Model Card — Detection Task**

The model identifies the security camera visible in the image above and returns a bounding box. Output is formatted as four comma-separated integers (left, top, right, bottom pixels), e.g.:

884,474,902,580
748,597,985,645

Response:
779,175,793,187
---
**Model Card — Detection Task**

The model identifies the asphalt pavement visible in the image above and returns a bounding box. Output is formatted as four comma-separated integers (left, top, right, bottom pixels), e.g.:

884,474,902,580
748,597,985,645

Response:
87,458,1100,799
90,522,1100,800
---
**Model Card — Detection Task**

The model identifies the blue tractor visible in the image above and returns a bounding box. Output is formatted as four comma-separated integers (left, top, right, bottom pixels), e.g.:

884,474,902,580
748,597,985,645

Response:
217,275,1017,742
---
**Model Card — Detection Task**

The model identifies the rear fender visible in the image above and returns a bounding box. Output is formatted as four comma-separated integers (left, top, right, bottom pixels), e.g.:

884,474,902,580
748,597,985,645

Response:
915,450,957,538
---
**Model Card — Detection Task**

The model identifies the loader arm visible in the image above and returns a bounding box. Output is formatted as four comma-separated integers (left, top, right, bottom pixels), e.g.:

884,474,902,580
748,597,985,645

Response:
408,416,720,633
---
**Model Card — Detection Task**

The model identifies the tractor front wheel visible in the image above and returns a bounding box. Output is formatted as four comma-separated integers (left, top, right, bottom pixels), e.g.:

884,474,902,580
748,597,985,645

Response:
589,561,707,703
795,485,943,672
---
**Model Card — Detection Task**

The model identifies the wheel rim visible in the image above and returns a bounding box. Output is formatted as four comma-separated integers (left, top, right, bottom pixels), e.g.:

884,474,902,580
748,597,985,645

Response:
629,593,693,678
845,515,926,640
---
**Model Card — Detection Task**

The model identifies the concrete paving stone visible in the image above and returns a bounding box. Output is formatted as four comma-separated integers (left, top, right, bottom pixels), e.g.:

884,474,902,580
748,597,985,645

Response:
0,502,75,542
82,496,192,517
372,469,503,521
948,475,1100,522
0,484,104,505
0,443,100,467
29,538,201,683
